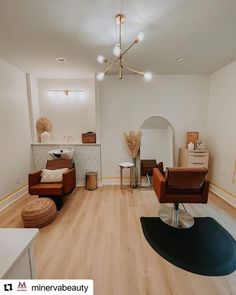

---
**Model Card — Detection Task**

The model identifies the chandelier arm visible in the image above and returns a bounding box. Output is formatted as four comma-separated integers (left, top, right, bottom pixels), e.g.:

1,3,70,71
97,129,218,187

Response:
104,57,122,74
122,66,144,76
103,40,138,74
121,40,138,57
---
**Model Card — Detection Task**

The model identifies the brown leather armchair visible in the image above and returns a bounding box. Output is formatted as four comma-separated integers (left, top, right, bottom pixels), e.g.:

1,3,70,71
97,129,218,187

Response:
29,159,76,209
153,167,209,228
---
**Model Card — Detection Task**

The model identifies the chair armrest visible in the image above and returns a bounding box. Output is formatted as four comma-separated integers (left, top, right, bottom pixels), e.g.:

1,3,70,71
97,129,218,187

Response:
28,171,41,188
202,180,210,203
63,168,76,194
153,168,166,202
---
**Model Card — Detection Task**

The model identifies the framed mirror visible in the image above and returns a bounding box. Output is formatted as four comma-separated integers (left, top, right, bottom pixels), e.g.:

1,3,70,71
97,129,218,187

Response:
140,116,174,185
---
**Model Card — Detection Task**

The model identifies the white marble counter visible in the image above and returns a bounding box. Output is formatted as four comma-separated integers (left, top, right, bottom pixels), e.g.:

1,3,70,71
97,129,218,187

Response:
0,228,38,278
31,142,100,146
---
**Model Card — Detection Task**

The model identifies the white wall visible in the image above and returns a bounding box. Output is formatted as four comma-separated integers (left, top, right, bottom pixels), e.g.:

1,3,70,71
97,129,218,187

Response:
167,125,174,166
99,75,209,183
38,79,96,143
207,60,236,205
26,74,40,142
0,60,31,200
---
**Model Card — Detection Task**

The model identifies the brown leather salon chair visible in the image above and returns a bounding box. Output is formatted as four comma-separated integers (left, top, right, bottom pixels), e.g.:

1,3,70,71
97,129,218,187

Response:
153,167,209,228
29,159,76,201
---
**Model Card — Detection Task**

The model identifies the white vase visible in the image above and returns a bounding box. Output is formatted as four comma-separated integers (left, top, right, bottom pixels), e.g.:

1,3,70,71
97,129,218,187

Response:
41,131,51,143
188,142,194,150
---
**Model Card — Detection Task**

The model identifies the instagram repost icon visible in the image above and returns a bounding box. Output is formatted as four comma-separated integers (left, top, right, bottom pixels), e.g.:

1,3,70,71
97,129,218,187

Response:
4,284,13,291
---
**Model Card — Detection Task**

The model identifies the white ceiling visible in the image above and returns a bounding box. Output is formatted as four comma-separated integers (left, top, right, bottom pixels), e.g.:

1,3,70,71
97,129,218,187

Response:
0,0,236,78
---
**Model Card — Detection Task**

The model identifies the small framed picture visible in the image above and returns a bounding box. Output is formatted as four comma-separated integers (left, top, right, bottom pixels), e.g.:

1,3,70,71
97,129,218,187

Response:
196,139,205,150
186,132,199,147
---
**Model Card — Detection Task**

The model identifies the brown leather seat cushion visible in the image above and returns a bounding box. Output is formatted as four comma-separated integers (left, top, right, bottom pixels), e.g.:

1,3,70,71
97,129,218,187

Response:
166,167,207,195
29,183,63,195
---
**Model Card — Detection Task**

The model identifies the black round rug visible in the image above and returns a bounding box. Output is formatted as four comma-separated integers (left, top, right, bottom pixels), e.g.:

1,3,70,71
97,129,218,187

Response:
140,217,236,276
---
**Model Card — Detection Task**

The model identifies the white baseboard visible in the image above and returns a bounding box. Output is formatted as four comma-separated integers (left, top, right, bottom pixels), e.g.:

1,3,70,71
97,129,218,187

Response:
0,185,28,211
102,177,140,186
102,178,121,185
210,183,236,208
1,182,234,212
102,177,149,186
76,184,103,187
76,181,103,187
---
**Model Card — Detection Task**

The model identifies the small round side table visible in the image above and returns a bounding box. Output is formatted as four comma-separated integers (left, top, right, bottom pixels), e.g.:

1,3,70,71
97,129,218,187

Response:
119,162,134,191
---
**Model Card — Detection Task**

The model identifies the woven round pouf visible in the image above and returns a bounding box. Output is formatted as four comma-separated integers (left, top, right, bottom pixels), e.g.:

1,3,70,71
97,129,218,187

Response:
22,198,57,228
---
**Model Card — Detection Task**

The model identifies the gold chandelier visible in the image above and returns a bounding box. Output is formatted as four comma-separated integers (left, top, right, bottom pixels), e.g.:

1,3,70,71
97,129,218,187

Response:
96,14,153,81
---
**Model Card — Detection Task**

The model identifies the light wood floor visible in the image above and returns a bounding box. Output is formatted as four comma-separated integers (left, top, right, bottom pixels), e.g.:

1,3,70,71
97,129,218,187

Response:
0,186,235,295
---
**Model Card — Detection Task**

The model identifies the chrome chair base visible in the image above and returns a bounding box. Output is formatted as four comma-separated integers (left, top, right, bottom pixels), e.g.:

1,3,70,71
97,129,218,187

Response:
159,205,194,229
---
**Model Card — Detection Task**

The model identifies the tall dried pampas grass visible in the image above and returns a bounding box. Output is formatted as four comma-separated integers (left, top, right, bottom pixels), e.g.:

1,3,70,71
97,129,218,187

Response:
124,130,142,159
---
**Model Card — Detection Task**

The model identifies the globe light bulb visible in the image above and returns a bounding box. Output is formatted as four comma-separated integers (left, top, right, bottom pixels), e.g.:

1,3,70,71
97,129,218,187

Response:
97,55,105,63
96,72,105,81
137,32,144,42
113,44,121,56
144,72,152,81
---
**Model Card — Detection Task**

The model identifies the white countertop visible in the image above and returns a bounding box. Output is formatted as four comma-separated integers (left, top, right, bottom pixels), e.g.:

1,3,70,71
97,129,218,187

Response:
31,142,100,146
0,228,39,278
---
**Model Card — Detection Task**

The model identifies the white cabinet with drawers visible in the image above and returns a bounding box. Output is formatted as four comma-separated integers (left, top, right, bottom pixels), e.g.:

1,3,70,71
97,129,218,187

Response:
178,148,209,168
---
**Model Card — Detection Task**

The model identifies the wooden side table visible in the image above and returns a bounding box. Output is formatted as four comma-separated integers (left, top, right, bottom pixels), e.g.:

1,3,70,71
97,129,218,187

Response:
119,162,134,191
